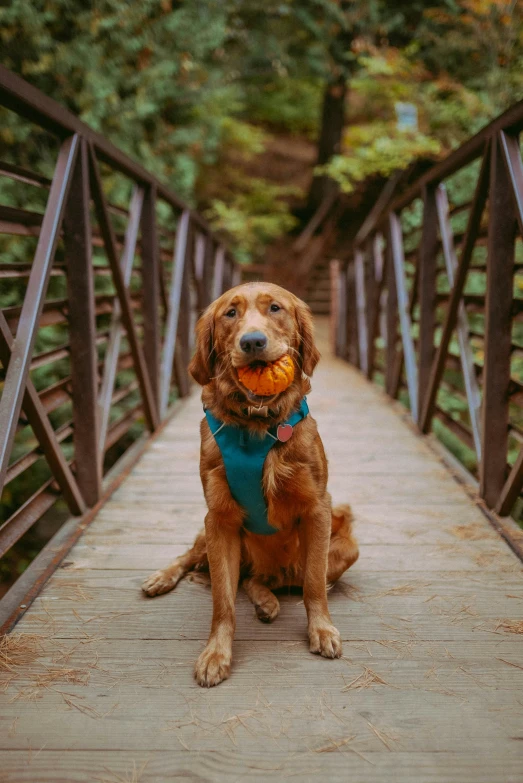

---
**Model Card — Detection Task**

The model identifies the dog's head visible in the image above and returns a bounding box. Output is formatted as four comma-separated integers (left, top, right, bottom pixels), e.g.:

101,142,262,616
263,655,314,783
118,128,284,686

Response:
189,283,320,417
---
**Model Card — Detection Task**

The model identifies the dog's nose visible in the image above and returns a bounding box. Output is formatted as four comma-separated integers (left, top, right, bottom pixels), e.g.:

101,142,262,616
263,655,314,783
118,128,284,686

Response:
240,331,268,354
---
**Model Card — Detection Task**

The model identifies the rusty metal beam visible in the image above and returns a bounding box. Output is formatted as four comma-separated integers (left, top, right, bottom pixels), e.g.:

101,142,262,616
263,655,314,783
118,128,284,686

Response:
160,209,191,417
435,184,482,460
419,145,490,434
0,134,79,492
141,184,161,408
417,185,438,420
480,136,517,507
0,312,85,518
63,137,102,507
97,185,145,457
388,212,418,422
88,145,158,433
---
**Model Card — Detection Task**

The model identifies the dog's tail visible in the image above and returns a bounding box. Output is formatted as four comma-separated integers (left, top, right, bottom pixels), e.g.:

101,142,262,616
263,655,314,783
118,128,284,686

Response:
331,503,354,533
329,503,359,580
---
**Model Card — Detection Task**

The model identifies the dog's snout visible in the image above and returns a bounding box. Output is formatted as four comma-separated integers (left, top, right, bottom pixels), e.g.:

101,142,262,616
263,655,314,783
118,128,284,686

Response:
240,331,268,354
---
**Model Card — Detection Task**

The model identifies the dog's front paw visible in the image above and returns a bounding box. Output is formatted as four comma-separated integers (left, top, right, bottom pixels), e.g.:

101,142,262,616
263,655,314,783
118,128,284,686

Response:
141,567,183,597
194,643,231,687
309,623,342,659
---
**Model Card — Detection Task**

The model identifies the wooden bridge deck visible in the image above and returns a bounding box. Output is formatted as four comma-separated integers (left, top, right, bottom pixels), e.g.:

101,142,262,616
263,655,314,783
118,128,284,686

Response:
2,323,523,783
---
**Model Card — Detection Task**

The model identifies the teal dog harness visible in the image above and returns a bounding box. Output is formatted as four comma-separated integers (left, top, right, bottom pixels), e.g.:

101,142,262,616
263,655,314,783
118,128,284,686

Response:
204,398,309,536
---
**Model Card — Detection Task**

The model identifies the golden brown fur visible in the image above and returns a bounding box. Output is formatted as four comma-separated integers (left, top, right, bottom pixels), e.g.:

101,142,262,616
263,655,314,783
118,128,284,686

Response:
142,283,359,687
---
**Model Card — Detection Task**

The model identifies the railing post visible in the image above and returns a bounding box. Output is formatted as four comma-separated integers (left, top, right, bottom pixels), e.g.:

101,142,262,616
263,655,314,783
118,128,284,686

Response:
223,255,233,291
329,259,345,357
385,233,398,397
493,131,523,514
97,185,145,458
0,134,79,493
364,238,376,378
338,265,348,359
212,246,226,300
174,222,193,398
202,236,215,307
346,260,359,366
354,249,368,375
367,233,385,380
436,184,482,459
159,208,190,416
141,184,161,409
419,147,490,435
63,137,101,506
388,212,418,420
231,264,242,288
480,135,517,506
193,232,207,313
88,144,159,433
417,185,438,423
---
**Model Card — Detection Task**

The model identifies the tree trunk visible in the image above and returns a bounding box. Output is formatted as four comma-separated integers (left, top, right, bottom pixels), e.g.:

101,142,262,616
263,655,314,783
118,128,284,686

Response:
307,75,346,214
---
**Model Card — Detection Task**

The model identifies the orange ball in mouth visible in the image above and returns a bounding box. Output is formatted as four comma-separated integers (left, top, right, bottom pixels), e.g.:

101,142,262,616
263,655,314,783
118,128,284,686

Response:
237,354,295,397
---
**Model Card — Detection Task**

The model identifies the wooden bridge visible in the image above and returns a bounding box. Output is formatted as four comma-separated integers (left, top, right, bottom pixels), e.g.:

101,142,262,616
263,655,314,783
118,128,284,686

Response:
2,320,523,782
1,69,523,782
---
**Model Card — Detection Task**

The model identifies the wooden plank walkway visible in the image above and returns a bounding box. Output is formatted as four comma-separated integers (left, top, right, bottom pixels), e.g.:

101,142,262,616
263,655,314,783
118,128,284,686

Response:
2,321,523,782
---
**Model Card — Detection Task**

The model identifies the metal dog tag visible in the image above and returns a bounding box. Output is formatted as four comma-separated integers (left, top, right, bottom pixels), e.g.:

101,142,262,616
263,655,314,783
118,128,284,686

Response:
276,423,293,443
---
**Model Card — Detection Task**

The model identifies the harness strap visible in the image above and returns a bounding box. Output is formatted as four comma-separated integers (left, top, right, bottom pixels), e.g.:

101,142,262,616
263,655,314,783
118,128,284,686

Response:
204,398,309,535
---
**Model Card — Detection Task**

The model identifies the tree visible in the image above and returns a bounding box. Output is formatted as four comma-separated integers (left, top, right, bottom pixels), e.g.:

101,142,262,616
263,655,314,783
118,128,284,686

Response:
307,2,354,213
305,0,462,212
308,0,523,206
0,0,343,256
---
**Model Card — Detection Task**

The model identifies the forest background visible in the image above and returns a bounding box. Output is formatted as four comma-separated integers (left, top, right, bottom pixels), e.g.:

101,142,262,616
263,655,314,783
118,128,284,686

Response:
1,0,522,262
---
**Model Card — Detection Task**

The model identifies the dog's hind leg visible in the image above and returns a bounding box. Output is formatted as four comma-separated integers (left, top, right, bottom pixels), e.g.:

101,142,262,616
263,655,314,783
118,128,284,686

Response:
142,530,208,597
243,576,280,623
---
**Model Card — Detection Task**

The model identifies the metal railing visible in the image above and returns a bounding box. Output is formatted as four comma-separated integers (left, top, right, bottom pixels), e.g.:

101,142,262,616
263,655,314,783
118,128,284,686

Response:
331,98,523,535
0,66,239,627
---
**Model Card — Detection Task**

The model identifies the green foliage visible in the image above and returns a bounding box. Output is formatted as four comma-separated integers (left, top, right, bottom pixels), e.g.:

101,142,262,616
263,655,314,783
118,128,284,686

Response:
312,1,523,197
218,118,267,159
0,0,325,259
194,114,303,259
420,0,523,113
0,0,232,197
318,122,441,193
315,41,493,193
244,78,323,137
207,178,300,264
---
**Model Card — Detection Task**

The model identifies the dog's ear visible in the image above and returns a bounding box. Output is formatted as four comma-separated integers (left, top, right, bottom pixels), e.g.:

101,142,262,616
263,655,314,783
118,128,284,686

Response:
294,297,321,377
189,305,215,386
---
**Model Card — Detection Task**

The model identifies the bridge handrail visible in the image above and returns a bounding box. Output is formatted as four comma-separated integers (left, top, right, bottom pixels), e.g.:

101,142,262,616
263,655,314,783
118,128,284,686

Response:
0,67,238,628
332,99,523,543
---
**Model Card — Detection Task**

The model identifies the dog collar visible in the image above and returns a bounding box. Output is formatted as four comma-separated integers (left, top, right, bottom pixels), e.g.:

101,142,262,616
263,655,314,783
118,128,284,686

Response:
204,398,309,535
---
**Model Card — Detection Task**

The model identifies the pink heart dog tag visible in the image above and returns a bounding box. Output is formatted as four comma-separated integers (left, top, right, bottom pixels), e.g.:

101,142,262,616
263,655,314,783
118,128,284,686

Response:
277,423,293,443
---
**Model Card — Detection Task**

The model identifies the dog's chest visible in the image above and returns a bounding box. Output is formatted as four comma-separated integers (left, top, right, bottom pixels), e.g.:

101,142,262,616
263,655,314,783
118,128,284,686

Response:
205,400,310,536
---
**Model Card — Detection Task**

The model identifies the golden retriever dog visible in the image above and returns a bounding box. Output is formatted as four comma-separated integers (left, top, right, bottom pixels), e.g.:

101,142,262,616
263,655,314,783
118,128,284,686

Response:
142,283,359,687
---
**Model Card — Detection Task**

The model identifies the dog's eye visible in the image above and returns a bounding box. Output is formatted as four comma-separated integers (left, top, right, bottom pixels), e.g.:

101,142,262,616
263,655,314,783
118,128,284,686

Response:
270,303,281,313
225,308,236,318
